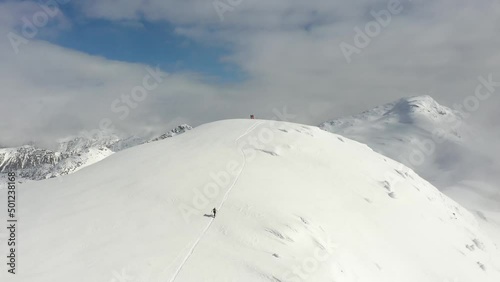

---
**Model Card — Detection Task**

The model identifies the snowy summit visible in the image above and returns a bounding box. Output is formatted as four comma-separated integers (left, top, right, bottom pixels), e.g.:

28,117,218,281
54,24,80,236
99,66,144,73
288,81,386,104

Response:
2,119,499,282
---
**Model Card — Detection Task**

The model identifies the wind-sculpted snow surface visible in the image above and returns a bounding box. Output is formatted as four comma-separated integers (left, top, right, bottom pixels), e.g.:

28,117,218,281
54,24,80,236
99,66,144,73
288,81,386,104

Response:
1,119,499,282
320,95,500,251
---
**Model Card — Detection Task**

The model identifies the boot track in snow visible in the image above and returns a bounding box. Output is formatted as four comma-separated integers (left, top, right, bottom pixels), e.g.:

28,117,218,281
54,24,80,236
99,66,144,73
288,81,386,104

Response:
168,121,265,282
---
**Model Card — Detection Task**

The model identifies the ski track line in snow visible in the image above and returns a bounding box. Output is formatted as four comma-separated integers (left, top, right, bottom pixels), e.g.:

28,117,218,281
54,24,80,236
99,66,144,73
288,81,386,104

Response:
168,121,265,282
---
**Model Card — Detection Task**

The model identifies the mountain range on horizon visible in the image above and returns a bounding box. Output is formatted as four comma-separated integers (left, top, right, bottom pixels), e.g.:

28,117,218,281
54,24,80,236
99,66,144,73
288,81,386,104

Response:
2,95,499,238
2,95,494,185
0,124,192,181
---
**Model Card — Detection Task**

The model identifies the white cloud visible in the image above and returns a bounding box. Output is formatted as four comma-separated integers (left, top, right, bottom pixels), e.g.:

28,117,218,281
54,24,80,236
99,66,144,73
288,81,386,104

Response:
1,0,71,37
1,0,500,147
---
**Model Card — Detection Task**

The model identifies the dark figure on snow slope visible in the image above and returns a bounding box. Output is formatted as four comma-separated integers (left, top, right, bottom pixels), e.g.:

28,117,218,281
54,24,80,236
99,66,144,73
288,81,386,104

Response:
213,208,217,218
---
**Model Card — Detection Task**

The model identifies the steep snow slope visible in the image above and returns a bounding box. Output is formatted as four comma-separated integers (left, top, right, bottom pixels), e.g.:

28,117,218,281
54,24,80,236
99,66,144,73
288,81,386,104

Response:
320,95,500,249
1,119,499,282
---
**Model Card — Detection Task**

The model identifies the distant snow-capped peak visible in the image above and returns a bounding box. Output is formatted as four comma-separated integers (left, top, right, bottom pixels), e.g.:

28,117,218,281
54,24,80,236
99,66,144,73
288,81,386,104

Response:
319,96,472,182
0,124,193,181
320,95,467,142
385,95,459,123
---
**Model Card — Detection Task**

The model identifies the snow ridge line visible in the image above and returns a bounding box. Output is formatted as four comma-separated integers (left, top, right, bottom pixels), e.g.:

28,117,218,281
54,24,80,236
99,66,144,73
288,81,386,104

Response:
168,121,264,282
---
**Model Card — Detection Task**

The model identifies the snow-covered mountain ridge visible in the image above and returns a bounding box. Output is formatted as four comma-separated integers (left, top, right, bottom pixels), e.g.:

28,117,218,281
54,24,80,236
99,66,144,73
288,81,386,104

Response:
321,95,466,141
319,95,480,185
0,124,192,181
319,95,500,250
1,119,499,281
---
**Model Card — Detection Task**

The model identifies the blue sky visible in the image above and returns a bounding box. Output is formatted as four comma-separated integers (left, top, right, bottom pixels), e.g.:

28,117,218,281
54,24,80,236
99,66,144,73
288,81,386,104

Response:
51,4,244,83
1,0,500,146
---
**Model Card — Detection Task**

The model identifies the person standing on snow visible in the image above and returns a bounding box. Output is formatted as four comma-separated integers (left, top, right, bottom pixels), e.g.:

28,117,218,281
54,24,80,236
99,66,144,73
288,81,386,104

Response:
213,208,217,218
